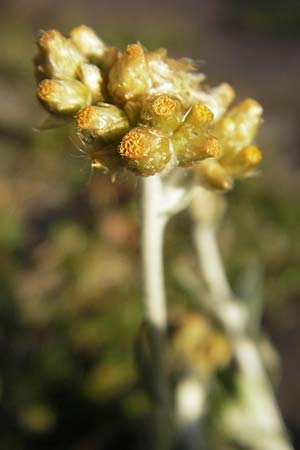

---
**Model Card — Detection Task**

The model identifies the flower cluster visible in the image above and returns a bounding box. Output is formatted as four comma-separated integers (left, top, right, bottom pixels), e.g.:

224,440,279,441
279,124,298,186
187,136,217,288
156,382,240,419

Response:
35,25,263,189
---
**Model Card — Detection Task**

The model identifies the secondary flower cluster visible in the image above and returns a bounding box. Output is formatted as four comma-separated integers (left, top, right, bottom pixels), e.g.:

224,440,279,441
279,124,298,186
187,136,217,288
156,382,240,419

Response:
35,25,263,190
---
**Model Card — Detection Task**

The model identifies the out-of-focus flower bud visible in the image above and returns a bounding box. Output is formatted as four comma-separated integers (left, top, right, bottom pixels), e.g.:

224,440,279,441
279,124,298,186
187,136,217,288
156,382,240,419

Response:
78,63,105,103
37,79,91,116
190,187,226,225
36,29,85,80
173,104,221,167
196,160,233,192
119,125,171,176
140,94,184,132
216,99,263,153
108,44,151,104
222,145,262,177
146,48,205,106
101,47,120,71
70,25,107,63
205,83,236,119
76,103,130,144
169,311,232,379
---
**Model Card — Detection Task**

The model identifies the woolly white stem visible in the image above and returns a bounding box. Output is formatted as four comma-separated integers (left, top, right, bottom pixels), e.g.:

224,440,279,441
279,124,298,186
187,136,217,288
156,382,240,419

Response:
192,212,294,450
140,175,167,330
193,222,232,300
139,175,171,450
192,220,246,334
175,376,207,450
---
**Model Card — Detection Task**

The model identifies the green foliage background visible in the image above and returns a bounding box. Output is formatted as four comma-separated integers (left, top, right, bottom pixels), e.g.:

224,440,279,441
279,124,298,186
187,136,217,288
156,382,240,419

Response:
0,1,299,448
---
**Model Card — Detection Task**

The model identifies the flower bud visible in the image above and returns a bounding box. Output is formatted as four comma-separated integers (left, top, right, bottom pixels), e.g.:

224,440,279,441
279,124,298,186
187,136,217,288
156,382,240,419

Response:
196,160,233,191
108,44,151,104
216,98,263,153
119,125,171,176
36,29,85,80
190,187,226,225
70,25,107,63
100,47,120,71
222,145,262,177
182,104,214,129
140,94,184,132
206,83,236,119
38,79,91,116
173,104,221,167
146,48,205,105
169,311,232,378
78,63,105,103
76,103,130,144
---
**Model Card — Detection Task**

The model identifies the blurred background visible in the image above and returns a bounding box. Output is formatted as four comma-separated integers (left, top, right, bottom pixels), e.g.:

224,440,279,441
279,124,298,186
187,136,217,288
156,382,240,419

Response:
0,0,300,449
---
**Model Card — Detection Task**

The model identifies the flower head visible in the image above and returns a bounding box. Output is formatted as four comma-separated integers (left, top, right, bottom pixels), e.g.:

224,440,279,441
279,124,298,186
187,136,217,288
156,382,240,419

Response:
34,26,263,186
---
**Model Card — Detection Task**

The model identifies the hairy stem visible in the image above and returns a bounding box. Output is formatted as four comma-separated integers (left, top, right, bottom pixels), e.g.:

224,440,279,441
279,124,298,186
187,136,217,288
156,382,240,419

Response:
192,220,246,334
175,376,207,450
140,175,167,330
193,222,232,300
191,206,293,450
139,175,171,450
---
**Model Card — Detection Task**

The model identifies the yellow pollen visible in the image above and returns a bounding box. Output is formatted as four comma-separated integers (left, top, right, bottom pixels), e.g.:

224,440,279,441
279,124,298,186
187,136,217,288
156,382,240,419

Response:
39,30,60,49
76,106,95,129
152,95,176,116
241,145,262,164
191,104,214,123
119,130,146,159
125,44,144,59
242,99,263,115
38,79,54,100
204,138,221,157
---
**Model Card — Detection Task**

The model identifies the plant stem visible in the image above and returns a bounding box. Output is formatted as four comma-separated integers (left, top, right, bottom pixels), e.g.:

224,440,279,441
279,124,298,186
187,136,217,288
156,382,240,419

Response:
139,175,171,450
140,175,167,330
192,219,246,334
191,206,294,450
175,376,207,450
192,222,232,300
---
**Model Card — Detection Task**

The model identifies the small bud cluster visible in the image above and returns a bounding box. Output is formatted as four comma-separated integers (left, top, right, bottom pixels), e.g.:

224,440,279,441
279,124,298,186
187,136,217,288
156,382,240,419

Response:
169,312,231,379
34,26,263,188
135,311,231,390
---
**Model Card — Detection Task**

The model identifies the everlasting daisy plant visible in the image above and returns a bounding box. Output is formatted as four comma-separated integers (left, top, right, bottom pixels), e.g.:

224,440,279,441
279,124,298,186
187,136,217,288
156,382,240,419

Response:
34,26,294,450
